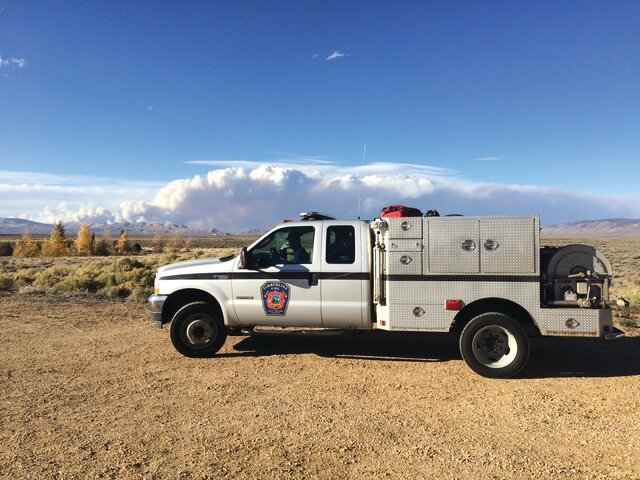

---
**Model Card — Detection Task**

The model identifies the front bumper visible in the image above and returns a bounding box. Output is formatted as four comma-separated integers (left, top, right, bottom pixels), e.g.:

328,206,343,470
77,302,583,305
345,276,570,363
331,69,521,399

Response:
147,295,168,328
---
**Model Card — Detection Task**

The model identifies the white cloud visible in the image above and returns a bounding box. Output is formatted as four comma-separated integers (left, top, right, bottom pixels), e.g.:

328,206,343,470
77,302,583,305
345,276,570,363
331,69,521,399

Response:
0,170,163,223
1,163,640,232
326,51,347,61
0,56,26,68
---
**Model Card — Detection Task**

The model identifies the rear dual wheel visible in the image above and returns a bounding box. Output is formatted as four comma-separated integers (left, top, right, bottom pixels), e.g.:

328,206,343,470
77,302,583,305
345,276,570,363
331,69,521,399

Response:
459,313,530,378
170,301,227,357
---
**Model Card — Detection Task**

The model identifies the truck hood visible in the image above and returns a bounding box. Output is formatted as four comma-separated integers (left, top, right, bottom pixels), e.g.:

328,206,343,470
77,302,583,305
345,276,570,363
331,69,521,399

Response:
157,256,235,277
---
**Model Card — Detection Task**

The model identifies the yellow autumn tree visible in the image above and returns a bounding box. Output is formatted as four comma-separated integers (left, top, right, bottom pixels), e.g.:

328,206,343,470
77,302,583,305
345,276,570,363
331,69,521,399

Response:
41,221,68,257
75,224,93,255
13,228,40,257
117,230,130,254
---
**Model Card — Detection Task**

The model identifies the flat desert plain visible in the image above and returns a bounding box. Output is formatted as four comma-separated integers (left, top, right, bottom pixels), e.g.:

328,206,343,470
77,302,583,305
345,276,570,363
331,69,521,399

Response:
1,293,639,479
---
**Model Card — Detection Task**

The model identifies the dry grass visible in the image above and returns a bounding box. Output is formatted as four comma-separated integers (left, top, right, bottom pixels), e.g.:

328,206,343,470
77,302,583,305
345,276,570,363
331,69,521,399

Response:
0,246,246,300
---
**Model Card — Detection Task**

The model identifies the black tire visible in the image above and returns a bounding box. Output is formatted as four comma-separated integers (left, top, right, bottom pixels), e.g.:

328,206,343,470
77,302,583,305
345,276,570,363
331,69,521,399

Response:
459,312,530,378
170,301,227,358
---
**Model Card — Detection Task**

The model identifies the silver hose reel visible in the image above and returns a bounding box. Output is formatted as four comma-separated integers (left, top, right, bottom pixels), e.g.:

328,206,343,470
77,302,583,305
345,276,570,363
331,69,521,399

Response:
544,244,612,308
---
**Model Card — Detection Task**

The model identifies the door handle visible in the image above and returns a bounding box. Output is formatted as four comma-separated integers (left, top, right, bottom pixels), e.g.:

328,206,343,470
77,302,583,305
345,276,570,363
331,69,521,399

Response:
309,273,319,286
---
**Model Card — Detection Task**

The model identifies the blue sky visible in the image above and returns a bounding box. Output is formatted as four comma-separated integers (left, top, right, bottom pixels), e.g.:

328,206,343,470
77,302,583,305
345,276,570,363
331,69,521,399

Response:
1,1,640,230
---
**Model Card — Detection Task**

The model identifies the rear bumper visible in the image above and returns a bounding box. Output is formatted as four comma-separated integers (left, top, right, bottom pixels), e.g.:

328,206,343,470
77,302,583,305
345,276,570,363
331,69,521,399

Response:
147,295,168,328
605,327,625,340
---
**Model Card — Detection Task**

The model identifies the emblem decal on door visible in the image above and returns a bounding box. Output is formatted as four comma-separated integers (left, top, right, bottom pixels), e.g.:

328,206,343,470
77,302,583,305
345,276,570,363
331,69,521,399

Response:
261,282,291,316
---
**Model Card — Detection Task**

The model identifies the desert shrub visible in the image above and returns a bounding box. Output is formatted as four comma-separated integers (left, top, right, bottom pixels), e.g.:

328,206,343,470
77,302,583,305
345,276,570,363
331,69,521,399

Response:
132,242,142,254
158,253,178,266
129,285,150,301
622,287,640,315
0,242,13,256
34,265,72,289
619,318,638,328
115,257,144,272
95,271,117,287
99,284,132,298
13,268,37,287
0,274,14,291
53,273,101,293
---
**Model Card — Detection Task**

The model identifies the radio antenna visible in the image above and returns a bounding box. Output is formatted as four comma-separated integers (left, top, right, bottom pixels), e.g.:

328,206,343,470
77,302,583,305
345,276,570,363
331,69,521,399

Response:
357,142,366,220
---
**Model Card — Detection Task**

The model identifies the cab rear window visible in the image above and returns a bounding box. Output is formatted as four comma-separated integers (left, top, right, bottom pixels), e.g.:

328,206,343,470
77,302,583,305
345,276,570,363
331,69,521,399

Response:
326,226,355,264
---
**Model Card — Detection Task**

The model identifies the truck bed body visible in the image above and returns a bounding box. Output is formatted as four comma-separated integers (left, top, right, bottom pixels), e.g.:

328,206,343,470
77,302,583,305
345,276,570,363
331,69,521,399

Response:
372,216,613,337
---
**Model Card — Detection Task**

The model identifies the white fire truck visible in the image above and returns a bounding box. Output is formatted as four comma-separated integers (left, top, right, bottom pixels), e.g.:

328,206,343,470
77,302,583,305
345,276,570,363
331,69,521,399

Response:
148,213,624,378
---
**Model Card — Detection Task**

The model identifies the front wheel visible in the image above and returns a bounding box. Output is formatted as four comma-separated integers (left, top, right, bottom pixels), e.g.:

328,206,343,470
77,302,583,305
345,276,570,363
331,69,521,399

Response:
459,312,530,378
170,301,227,357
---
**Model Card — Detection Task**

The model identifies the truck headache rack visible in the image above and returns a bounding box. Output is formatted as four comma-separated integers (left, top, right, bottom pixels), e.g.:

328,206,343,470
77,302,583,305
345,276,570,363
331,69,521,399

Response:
300,212,335,221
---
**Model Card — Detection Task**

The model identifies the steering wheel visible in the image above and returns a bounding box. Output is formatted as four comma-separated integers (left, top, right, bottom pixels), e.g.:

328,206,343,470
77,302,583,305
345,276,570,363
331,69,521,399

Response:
270,247,285,263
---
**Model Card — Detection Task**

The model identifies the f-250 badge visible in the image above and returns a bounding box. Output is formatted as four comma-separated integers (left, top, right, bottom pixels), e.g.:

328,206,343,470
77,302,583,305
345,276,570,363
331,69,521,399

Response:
261,282,290,316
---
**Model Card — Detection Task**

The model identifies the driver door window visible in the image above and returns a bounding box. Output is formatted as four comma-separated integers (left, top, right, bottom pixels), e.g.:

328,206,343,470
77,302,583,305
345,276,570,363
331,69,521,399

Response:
250,226,314,268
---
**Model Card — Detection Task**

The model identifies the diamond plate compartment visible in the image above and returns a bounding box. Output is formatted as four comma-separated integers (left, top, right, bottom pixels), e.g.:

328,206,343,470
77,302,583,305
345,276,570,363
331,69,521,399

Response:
427,217,480,273
386,251,423,275
386,217,423,239
386,304,453,331
480,217,539,274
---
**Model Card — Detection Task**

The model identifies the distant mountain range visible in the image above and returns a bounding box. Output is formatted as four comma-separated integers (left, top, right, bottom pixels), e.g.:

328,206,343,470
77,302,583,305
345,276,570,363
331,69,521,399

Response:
0,218,228,237
541,218,640,236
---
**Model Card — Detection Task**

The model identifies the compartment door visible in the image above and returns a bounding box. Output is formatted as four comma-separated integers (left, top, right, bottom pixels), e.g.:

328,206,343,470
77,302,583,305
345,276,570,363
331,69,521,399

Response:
480,217,538,273
428,218,480,273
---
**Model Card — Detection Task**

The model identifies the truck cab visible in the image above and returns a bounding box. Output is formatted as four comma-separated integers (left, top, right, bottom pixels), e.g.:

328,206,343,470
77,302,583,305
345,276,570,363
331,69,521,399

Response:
149,217,372,349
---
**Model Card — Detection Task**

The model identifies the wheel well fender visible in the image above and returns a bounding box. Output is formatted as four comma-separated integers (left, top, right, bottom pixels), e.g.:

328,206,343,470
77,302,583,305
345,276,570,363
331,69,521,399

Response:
450,297,541,336
162,289,224,326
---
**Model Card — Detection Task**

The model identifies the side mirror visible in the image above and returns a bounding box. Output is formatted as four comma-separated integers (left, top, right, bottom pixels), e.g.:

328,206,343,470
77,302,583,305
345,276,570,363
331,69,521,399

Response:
240,247,249,269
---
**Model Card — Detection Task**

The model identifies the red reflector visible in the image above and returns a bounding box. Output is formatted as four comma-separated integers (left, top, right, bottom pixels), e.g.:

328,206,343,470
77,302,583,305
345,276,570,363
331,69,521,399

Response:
446,300,463,311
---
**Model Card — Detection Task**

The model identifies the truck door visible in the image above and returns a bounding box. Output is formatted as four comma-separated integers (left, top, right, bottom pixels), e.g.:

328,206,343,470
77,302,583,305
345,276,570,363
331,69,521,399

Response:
232,225,322,327
321,223,364,328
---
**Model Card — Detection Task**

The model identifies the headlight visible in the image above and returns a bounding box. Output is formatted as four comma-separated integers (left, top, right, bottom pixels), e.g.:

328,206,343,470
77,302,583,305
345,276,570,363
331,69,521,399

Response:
154,276,160,294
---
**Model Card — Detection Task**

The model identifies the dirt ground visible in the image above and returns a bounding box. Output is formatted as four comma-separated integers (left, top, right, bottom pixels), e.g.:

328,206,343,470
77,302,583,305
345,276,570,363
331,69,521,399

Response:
1,294,639,479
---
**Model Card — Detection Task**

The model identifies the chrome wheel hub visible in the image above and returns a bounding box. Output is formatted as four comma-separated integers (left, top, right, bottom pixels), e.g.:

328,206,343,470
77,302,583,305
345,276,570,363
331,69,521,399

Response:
185,317,215,346
472,326,517,369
